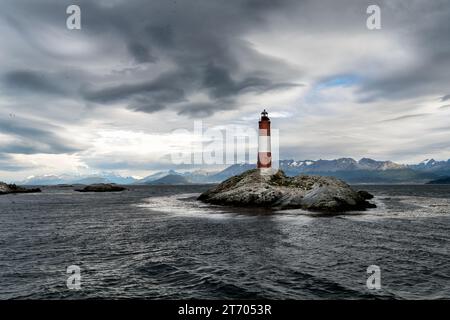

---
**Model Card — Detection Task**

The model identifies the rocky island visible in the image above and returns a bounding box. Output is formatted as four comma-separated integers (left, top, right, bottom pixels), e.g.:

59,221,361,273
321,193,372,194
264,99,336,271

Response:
75,183,127,192
198,169,376,212
0,182,41,195
426,177,450,184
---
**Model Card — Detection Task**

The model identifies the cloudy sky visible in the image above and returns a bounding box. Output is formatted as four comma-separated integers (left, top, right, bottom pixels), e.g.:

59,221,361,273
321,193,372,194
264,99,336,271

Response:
1,0,450,181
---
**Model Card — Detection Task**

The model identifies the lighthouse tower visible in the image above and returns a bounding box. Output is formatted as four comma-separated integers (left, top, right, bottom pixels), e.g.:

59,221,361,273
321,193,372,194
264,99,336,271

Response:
257,109,272,174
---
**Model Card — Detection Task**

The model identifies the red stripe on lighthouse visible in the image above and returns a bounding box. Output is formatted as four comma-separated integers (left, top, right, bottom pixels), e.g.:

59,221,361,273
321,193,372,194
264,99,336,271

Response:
257,109,272,171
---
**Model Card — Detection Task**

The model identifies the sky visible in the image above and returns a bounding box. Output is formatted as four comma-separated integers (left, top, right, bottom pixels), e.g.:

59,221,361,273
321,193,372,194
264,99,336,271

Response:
1,0,450,181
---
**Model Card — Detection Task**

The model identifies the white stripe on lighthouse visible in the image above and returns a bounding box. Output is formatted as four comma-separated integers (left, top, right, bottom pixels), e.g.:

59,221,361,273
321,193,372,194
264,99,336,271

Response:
258,136,271,152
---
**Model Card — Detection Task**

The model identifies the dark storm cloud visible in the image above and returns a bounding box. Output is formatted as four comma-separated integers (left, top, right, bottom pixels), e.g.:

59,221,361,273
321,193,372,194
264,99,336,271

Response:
1,0,448,108
0,118,82,154
380,113,430,123
3,70,66,95
177,102,222,118
62,0,300,115
442,95,450,101
83,79,186,104
127,42,157,63
82,70,189,113
128,99,166,114
83,63,298,117
203,64,247,98
0,0,298,117
73,0,450,109
202,64,301,99
145,25,174,48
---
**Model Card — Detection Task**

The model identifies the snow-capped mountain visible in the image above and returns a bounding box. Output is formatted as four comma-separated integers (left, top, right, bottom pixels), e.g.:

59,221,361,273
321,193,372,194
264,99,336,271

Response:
12,158,450,186
17,172,138,185
280,158,404,172
212,158,436,184
17,174,73,186
409,159,450,172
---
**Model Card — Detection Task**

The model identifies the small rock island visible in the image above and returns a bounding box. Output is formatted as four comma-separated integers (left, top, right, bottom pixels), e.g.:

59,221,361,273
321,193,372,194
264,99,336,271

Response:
426,177,450,184
75,183,127,192
0,182,41,195
198,169,376,212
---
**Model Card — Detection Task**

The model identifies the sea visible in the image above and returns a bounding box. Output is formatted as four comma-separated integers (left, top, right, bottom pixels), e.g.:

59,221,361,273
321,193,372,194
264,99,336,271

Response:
0,184,449,299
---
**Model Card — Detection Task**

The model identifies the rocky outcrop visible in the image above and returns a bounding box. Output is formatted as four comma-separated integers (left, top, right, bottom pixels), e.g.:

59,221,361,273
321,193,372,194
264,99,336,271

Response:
357,190,374,199
0,182,41,195
426,176,450,184
198,169,376,212
75,183,127,192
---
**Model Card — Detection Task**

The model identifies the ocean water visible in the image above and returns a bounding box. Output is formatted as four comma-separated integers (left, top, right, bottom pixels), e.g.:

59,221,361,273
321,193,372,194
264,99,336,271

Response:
0,184,449,299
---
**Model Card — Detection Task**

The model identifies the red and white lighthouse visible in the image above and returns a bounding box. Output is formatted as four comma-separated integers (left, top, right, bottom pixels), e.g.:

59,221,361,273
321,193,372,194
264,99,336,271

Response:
257,109,272,174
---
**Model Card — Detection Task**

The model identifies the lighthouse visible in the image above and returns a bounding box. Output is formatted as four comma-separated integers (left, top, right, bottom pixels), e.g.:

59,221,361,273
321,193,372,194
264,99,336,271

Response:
257,109,272,174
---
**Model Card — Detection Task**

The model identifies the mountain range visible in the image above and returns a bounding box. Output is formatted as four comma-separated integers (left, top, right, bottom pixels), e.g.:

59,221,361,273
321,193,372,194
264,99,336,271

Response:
15,158,450,185
17,172,138,186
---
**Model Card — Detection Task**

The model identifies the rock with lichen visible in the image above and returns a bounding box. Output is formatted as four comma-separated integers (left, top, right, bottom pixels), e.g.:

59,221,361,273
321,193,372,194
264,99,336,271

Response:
198,169,376,212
